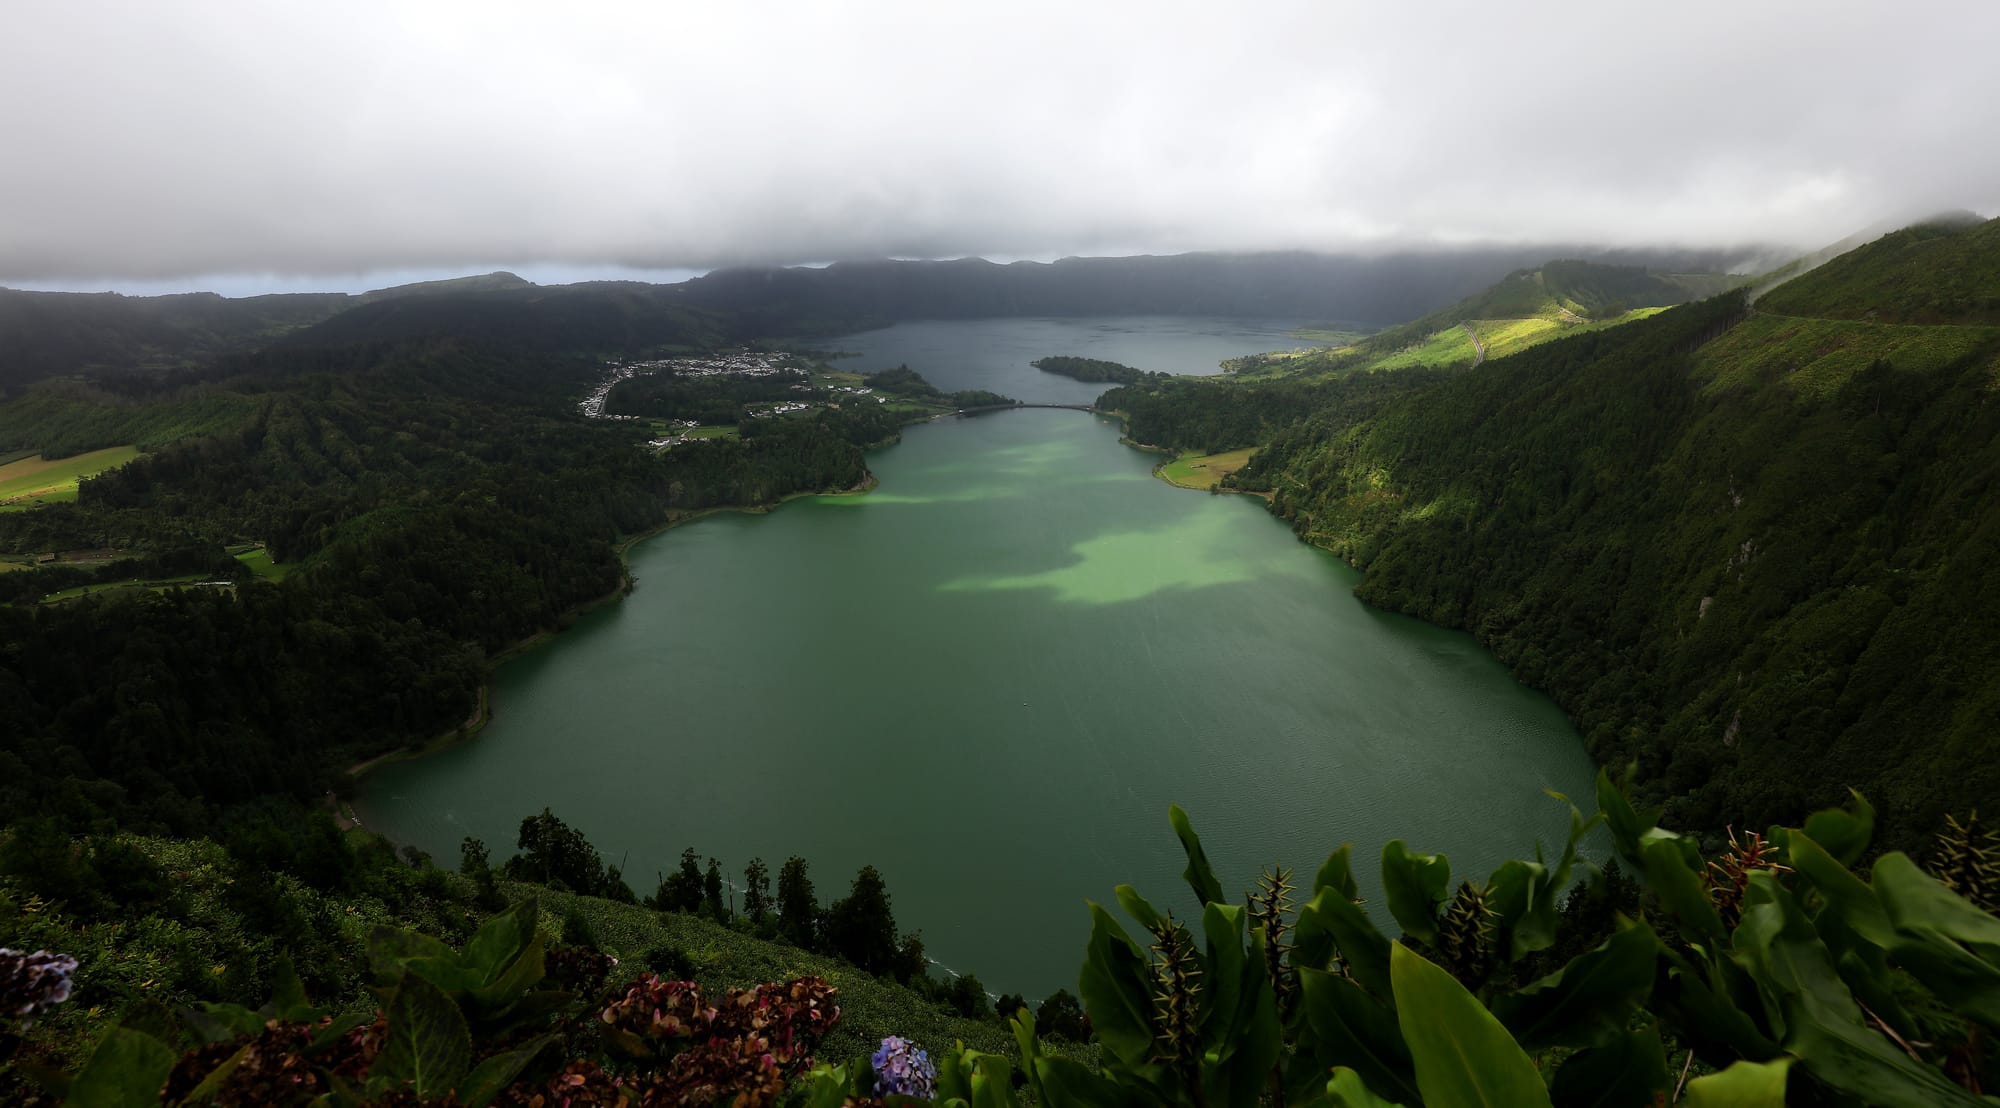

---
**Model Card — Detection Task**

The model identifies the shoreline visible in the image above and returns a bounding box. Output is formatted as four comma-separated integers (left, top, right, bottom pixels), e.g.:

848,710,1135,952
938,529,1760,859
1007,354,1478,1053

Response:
340,470,884,796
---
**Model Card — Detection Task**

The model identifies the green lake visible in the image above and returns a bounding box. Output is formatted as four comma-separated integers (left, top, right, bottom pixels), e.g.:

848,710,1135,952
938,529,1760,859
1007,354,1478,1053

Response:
358,401,1598,999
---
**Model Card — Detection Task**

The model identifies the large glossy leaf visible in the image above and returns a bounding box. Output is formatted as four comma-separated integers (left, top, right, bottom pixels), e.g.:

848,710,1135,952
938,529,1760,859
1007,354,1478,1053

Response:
969,1050,1021,1108
1170,804,1226,908
1078,902,1162,1072
1390,943,1553,1108
1778,830,1893,949
1594,765,1660,863
367,924,454,983
1733,873,1987,1107
1314,845,1362,902
1652,954,1781,1063
1324,1067,1410,1108
1492,920,1660,1050
1035,1055,1140,1108
1871,852,2000,1024
1211,922,1282,1108
459,1034,552,1108
1295,885,1393,998
462,898,537,983
1200,902,1247,1042
466,929,548,1017
1546,1024,1668,1108
1677,1058,1791,1108
1800,791,1874,868
1640,835,1726,948
1380,841,1450,943
1114,885,1166,934
1296,967,1418,1105
372,969,474,1098
1488,795,1600,960
67,1028,177,1108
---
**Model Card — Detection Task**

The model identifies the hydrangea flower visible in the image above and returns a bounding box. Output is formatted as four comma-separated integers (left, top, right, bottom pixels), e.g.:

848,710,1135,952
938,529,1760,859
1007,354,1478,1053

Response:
1,948,79,1029
870,1035,936,1098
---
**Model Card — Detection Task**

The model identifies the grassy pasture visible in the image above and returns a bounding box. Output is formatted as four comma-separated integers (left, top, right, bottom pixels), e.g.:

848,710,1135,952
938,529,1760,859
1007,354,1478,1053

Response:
39,573,223,604
1158,447,1258,491
0,444,141,510
234,545,294,581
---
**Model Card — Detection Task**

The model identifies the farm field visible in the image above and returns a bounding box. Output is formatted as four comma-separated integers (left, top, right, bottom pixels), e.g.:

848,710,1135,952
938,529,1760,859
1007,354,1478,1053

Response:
1157,446,1257,491
0,445,141,510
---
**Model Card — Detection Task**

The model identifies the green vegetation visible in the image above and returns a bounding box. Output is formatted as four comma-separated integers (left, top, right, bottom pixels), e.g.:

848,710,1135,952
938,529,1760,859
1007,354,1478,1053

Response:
1030,355,1163,385
1157,447,1258,492
21,781,2000,1104
232,544,292,580
1759,213,2000,324
0,445,142,509
1232,261,1737,377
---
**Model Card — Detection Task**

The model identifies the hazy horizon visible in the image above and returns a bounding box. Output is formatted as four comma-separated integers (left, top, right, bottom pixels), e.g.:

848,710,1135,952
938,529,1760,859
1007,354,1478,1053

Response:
6,1,1998,293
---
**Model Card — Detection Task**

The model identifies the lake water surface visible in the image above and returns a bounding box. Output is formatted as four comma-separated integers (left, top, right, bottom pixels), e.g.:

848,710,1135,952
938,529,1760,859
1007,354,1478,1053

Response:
358,320,1596,998
826,316,1331,404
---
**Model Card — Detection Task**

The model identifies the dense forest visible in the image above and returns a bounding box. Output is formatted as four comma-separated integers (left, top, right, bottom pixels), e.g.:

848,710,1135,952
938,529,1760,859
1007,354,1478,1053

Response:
1030,356,1163,384
1100,218,2000,850
0,339,947,834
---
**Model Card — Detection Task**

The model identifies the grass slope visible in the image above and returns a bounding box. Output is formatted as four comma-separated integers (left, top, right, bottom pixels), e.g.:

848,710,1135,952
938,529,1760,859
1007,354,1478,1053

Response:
1758,214,2000,324
0,444,141,510
1158,447,1258,491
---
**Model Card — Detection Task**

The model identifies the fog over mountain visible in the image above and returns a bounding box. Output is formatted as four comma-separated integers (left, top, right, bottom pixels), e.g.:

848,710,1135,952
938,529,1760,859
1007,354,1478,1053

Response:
5,0,1998,291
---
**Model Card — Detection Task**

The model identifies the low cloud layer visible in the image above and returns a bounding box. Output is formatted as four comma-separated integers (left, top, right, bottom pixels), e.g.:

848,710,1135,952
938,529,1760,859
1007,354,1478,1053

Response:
5,0,1998,286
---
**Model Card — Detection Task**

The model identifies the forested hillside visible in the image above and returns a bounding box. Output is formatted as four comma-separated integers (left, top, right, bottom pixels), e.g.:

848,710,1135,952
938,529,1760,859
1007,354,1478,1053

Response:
0,339,902,833
1126,219,2000,847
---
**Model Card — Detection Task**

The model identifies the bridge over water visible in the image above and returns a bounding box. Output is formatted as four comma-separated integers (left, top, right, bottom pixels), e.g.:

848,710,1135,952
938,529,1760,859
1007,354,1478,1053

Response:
948,403,1101,417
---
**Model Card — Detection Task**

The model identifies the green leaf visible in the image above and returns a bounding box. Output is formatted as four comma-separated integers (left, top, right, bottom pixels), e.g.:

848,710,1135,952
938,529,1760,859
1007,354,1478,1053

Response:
176,1043,252,1104
372,969,474,1097
1324,1067,1410,1108
1640,835,1726,947
1492,920,1660,1050
1677,1057,1791,1108
1779,830,1894,950
465,929,549,1018
1113,885,1166,934
1296,967,1418,1106
1390,943,1553,1108
66,1028,178,1108
366,925,454,983
1078,902,1162,1072
1034,1055,1138,1108
969,1051,1020,1108
459,1035,552,1107
1313,845,1362,903
462,898,538,984
1380,841,1450,943
1295,885,1394,999
1546,1024,1668,1108
1211,919,1281,1108
267,956,311,1019
1594,765,1659,864
181,1001,264,1044
1488,796,1600,960
1732,872,1986,1107
1169,804,1225,908
1199,902,1247,1042
1800,791,1874,868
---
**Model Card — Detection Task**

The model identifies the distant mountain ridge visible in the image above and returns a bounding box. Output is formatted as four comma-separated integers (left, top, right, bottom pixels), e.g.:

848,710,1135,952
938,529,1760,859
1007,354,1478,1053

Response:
0,249,1754,393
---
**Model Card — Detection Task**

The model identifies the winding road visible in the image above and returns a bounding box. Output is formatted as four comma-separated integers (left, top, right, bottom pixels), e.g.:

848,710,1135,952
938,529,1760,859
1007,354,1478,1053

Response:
1460,321,1488,367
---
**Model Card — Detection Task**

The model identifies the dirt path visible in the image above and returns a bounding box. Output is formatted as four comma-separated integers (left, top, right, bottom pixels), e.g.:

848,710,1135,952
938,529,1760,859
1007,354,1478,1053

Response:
1460,321,1488,367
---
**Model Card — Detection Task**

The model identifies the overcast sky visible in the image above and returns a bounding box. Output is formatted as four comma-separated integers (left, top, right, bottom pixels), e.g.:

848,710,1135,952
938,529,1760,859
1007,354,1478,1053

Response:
5,0,1998,293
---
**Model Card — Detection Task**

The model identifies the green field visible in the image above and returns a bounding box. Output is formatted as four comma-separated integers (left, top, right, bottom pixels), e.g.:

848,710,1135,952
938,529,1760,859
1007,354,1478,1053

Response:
1158,447,1258,491
0,444,141,510
38,573,218,604
234,545,295,581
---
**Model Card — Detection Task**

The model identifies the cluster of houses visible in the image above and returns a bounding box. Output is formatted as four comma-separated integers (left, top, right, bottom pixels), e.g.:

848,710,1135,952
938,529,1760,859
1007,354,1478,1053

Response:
578,352,805,421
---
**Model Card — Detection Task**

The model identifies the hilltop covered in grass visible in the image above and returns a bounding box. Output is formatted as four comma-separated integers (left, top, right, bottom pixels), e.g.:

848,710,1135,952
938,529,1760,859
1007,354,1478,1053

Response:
1230,260,1743,377
1757,212,2000,324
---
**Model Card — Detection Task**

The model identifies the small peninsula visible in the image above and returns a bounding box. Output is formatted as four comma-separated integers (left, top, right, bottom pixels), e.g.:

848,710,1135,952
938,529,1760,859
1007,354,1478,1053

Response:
1029,355,1163,385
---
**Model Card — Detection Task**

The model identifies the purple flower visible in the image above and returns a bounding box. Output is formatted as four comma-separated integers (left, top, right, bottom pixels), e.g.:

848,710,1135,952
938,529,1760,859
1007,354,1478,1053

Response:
1,948,79,1029
870,1035,936,1098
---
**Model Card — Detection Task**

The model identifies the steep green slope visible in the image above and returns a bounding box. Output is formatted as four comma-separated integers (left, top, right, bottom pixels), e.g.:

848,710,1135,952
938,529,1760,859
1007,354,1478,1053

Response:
1758,213,2000,324
1234,281,2000,845
1237,260,1741,376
